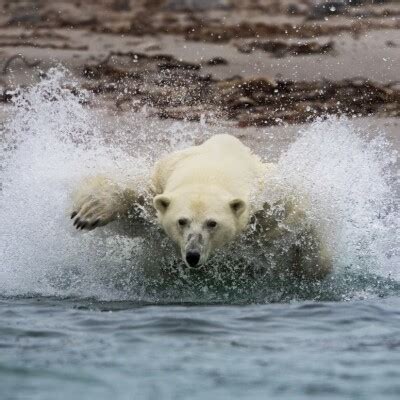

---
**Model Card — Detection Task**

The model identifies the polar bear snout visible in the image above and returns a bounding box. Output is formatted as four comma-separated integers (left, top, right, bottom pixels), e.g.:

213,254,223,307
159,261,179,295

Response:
186,251,201,268
184,233,205,268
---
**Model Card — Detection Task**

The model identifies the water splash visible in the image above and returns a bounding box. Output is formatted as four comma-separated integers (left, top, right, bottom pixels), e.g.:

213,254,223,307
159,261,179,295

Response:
277,117,399,278
0,68,152,300
0,69,398,302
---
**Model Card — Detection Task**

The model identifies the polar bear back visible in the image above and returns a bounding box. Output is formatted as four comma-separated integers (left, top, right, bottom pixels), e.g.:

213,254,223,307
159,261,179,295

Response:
152,134,267,201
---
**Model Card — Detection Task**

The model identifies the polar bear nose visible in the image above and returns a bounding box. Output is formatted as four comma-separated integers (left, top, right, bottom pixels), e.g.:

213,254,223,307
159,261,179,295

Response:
186,251,201,267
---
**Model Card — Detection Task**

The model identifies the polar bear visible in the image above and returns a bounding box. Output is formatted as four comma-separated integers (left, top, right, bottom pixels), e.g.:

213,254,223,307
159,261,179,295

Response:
70,134,332,280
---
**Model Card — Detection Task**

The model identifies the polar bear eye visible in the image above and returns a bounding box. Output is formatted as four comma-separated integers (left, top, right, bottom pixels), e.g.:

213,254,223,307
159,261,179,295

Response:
178,218,188,227
206,220,217,228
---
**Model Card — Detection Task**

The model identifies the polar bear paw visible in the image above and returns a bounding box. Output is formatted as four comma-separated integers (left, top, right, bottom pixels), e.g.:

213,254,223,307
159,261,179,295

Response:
71,193,118,230
70,177,124,230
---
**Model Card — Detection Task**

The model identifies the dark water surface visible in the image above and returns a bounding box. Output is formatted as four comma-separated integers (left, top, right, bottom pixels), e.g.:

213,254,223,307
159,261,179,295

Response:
2,296,400,400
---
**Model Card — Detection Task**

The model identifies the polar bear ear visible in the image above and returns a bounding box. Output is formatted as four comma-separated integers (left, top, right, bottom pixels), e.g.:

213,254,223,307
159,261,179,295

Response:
229,198,246,217
153,195,171,214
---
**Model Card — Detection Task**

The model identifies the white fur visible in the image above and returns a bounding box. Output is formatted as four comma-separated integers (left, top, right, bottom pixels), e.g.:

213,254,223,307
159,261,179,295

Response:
71,134,332,279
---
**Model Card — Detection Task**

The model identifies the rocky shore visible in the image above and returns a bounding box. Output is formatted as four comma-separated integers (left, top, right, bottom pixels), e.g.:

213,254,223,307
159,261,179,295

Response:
0,0,399,128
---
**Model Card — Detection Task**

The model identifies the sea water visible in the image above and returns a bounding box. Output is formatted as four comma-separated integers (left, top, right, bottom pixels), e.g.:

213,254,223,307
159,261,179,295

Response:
0,69,399,399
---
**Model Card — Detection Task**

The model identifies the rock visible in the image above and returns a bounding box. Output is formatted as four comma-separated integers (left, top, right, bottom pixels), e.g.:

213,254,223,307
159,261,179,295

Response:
157,60,201,71
1,88,13,103
236,40,335,57
386,41,397,48
309,1,348,19
206,57,228,66
164,0,231,11
240,78,277,95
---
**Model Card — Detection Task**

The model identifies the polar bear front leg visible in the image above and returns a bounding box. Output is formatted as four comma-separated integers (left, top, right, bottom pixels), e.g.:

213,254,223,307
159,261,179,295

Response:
70,176,135,230
291,226,333,281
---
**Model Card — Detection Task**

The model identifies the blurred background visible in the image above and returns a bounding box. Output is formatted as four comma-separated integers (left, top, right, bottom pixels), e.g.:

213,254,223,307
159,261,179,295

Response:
0,0,399,128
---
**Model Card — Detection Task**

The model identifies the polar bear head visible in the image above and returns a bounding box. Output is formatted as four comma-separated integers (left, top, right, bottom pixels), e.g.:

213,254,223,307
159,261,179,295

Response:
154,187,248,268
